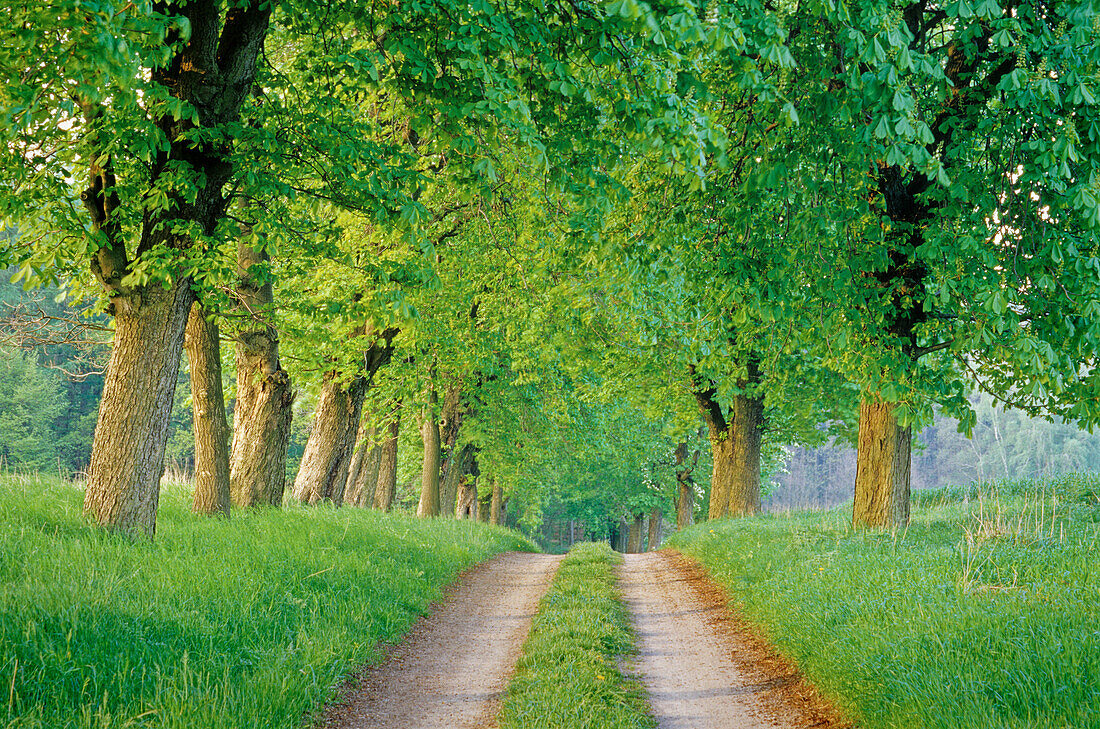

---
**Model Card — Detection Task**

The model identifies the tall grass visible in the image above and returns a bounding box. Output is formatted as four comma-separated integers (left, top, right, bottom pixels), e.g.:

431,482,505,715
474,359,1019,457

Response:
499,542,656,729
0,472,535,729
668,473,1100,729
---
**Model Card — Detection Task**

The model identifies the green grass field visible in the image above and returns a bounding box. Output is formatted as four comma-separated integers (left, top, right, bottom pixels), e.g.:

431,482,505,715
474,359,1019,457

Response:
0,472,534,729
668,473,1100,729
499,542,655,729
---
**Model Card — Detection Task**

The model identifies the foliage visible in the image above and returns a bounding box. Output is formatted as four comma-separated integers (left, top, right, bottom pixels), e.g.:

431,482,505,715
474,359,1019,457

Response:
0,472,534,729
500,542,656,729
0,347,66,471
669,474,1100,729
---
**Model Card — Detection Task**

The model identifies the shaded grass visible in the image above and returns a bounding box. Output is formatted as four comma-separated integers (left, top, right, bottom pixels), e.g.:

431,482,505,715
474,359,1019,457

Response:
499,542,656,729
0,472,535,729
668,473,1100,729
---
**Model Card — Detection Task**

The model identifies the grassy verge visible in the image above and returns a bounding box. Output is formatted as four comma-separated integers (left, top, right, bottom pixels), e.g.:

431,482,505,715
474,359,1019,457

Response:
0,472,535,729
499,542,655,729
668,473,1100,729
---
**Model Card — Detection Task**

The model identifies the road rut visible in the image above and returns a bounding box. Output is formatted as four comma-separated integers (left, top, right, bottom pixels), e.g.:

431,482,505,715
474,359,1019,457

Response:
620,551,847,729
317,551,562,729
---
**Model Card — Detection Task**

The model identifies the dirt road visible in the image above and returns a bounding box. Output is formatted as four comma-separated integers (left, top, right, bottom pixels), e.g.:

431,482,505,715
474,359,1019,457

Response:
620,551,847,729
317,552,562,729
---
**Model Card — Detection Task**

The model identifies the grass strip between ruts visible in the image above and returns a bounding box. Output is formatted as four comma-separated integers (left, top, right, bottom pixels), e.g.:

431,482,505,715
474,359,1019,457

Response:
0,473,536,729
499,541,657,729
668,473,1100,729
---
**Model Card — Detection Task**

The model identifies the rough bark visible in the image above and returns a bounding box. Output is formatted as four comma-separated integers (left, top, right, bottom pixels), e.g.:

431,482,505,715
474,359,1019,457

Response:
852,398,912,529
674,441,698,530
691,365,764,519
416,389,442,517
455,479,477,519
230,241,294,508
346,437,382,507
489,480,503,525
185,302,230,517
647,507,662,551
626,514,644,553
372,404,401,511
84,279,195,536
443,443,475,517
477,491,491,522
293,329,396,505
727,391,764,516
292,373,368,505
343,419,370,503
437,382,465,516
81,1,272,536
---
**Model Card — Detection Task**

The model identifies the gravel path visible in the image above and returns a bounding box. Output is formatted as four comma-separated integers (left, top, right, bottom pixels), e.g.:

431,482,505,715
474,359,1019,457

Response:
316,552,562,729
620,551,848,729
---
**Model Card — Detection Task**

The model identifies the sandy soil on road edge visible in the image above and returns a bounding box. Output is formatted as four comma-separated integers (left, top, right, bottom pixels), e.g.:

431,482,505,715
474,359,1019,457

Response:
620,550,852,729
313,551,562,729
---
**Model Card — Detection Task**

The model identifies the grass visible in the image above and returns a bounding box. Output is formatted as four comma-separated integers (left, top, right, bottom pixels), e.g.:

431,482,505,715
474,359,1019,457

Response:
499,542,656,729
668,473,1100,729
0,471,535,729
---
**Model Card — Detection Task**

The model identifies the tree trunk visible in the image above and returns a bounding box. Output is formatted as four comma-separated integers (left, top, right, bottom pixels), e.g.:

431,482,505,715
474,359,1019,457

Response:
727,391,764,516
416,390,441,517
292,374,368,505
373,404,401,511
442,443,474,516
674,441,698,530
347,441,382,507
293,330,396,506
626,514,644,553
437,382,465,516
229,241,293,508
343,420,368,503
852,398,912,529
676,480,694,529
185,302,230,517
489,480,503,525
80,1,271,537
691,365,764,519
83,279,195,537
477,491,491,522
647,507,662,551
455,479,476,519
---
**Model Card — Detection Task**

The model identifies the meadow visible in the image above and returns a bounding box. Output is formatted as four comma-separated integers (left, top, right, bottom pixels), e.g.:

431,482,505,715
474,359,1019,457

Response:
0,472,533,729
669,473,1100,729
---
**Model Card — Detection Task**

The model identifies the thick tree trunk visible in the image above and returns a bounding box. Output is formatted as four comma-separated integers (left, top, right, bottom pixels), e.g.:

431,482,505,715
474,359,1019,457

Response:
674,441,697,529
853,398,912,529
489,481,503,525
80,1,271,537
626,514,644,553
373,404,401,511
676,481,694,529
83,279,195,536
477,491,491,522
707,437,734,519
647,507,662,551
292,374,368,505
185,302,230,517
416,391,441,517
230,242,294,508
727,391,764,516
455,479,477,519
346,435,382,507
437,383,465,516
442,443,474,516
691,365,764,519
343,419,370,503
294,330,396,506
